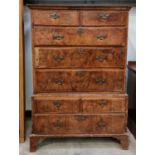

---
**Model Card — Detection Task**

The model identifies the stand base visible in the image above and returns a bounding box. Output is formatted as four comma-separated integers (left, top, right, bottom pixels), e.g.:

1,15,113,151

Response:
30,133,129,152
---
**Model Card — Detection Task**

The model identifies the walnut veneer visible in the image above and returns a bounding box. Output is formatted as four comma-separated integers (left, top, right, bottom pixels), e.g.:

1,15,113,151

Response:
29,5,130,152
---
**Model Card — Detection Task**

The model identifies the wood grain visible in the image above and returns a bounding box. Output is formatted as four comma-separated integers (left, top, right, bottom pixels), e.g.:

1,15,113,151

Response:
33,27,127,46
81,10,128,26
32,114,126,134
32,10,79,26
32,94,127,114
34,69,125,93
19,0,25,143
30,5,130,152
34,47,126,69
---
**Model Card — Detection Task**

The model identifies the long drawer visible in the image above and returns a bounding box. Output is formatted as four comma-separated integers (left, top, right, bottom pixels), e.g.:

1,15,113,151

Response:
34,47,126,69
31,10,127,26
33,27,127,46
32,94,127,114
34,69,125,93
32,114,126,134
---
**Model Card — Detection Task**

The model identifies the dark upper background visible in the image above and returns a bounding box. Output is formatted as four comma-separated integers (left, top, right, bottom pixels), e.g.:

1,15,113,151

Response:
24,0,136,6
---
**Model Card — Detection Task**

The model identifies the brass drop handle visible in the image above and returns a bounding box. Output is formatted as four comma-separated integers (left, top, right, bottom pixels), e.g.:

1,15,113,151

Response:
96,78,106,85
96,34,107,40
50,12,60,19
99,13,110,20
75,115,87,121
55,79,64,85
97,100,108,107
53,100,62,109
53,34,64,40
97,120,106,129
53,55,64,62
96,55,107,62
53,120,63,129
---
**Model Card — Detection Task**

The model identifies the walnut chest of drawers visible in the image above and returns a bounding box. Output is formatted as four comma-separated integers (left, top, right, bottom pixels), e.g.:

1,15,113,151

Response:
29,5,130,152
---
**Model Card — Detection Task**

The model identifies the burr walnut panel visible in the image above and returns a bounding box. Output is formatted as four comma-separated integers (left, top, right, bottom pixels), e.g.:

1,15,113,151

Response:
81,11,128,26
33,27,127,46
31,10,128,26
93,114,125,134
32,10,79,26
32,94,127,114
32,98,80,114
34,47,126,69
34,69,125,93
32,114,126,134
82,98,126,113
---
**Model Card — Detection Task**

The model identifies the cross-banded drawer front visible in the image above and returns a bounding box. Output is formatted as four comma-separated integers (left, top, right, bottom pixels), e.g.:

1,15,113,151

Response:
81,11,128,26
32,114,126,134
32,115,67,134
32,10,128,26
32,98,80,114
33,27,127,46
93,114,125,134
82,98,126,113
32,10,79,26
34,47,126,69
34,69,124,93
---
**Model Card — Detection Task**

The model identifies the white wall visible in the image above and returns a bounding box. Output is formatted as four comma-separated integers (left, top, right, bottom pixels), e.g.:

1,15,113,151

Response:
127,7,136,61
24,7,32,110
24,7,136,110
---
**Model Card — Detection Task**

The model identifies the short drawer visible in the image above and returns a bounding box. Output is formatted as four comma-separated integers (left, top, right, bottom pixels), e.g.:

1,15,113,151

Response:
82,97,127,113
34,47,126,69
31,10,79,26
34,69,125,93
32,98,80,114
32,114,126,134
81,11,128,26
33,27,127,46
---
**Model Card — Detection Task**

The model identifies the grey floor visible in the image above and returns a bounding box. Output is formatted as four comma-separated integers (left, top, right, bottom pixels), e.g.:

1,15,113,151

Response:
20,118,136,155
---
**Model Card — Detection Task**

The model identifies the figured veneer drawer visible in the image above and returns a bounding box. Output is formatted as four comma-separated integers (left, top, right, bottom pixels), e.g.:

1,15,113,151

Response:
34,69,125,93
32,115,67,134
33,27,127,46
32,94,127,114
32,114,126,134
34,47,126,69
31,10,79,26
81,11,128,26
93,114,126,134
82,98,126,113
32,98,80,114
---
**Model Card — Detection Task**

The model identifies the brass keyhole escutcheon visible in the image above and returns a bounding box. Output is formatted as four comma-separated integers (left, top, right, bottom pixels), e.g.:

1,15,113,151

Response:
99,13,110,20
96,34,107,40
97,100,108,107
53,100,62,109
50,12,60,19
53,34,64,40
96,78,106,85
96,55,107,62
97,119,106,129
55,79,64,85
53,55,64,62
